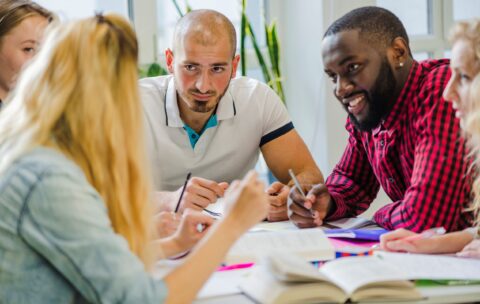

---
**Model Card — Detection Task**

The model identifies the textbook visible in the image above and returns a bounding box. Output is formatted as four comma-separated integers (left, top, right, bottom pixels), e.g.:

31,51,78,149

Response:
240,252,480,304
224,228,334,264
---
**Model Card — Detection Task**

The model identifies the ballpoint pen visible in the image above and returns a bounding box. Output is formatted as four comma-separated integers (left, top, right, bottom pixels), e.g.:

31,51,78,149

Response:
174,172,192,213
288,169,316,218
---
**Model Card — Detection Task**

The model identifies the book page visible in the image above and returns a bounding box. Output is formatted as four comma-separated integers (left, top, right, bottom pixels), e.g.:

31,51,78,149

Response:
197,268,248,299
249,220,297,232
321,256,410,295
376,252,480,280
266,252,331,282
240,263,347,304
226,228,334,264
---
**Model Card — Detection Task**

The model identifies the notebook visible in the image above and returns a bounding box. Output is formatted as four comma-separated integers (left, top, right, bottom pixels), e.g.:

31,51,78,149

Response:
224,228,334,264
324,228,388,241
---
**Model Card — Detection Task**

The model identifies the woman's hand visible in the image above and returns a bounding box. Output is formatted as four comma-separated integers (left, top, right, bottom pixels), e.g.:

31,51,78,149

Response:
171,209,215,253
154,211,180,238
222,171,269,233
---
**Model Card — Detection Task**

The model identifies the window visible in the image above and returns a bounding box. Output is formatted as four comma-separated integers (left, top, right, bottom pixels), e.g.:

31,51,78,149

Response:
453,0,480,21
377,0,431,36
376,0,480,60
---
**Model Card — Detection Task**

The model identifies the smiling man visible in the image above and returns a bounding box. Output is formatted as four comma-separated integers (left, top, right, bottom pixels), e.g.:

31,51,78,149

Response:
288,6,473,232
140,9,322,221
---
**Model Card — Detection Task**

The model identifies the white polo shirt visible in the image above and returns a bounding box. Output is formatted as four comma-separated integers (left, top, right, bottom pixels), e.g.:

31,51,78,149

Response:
139,75,293,191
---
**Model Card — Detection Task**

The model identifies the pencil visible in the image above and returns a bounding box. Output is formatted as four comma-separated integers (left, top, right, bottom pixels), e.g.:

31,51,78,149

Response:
174,172,192,213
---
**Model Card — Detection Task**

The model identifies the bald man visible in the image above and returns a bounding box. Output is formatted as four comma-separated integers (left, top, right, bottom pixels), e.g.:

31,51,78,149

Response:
140,9,322,221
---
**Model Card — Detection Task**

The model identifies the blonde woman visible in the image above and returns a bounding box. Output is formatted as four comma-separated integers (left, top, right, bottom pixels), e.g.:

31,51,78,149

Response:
380,19,480,258
0,14,269,303
0,0,53,104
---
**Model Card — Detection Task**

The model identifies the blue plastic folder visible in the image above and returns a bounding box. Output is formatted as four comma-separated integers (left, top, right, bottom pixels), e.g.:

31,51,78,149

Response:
324,228,388,241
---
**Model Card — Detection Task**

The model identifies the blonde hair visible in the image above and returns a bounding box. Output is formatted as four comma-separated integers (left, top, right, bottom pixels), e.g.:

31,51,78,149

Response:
0,0,53,45
449,19,480,226
0,14,154,267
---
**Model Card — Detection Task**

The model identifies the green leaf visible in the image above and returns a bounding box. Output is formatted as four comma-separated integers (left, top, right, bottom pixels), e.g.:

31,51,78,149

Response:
147,63,168,77
172,0,184,17
240,0,247,76
247,20,272,85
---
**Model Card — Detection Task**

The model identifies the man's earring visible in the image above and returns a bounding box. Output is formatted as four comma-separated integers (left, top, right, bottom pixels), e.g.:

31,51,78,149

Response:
399,62,404,68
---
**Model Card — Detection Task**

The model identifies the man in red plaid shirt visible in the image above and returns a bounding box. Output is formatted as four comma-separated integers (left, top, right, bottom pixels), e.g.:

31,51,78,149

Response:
289,6,473,232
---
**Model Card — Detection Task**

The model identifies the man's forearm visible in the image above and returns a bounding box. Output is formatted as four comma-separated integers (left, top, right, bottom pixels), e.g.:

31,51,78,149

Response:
290,165,324,187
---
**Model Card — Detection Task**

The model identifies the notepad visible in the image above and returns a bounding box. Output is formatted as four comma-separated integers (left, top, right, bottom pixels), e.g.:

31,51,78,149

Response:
224,228,334,264
203,198,225,219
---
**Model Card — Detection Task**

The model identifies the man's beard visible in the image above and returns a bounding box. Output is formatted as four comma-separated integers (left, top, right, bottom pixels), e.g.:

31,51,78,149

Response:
348,60,397,132
190,99,215,113
187,81,231,113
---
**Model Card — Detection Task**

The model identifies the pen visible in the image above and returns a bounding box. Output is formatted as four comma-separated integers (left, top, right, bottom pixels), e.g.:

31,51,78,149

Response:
193,202,222,218
288,169,306,197
288,169,315,217
403,226,446,241
174,172,191,213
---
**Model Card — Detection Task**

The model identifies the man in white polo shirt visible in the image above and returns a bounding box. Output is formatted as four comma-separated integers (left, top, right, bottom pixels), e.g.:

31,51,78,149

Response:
140,9,323,221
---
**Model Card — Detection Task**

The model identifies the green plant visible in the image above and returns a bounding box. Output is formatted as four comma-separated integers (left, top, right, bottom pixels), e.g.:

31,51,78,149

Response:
240,0,285,102
172,0,191,17
139,62,168,78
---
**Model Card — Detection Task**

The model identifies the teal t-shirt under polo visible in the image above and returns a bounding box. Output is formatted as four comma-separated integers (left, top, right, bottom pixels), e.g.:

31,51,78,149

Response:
183,114,218,148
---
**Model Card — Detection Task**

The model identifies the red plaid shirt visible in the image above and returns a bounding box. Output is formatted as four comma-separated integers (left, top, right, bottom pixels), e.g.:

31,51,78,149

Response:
325,59,473,232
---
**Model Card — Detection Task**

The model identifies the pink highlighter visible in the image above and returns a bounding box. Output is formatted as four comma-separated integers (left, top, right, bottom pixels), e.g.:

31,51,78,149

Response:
217,263,254,272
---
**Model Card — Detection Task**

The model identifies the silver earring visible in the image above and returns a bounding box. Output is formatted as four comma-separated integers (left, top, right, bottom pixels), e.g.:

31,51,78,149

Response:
399,62,404,67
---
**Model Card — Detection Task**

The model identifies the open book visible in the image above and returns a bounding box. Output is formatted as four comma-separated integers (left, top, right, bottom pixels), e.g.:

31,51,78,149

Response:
224,228,334,264
240,252,480,303
240,253,421,303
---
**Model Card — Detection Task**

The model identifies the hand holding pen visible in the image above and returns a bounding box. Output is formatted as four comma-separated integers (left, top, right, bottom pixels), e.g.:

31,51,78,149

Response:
173,173,228,213
287,169,332,228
